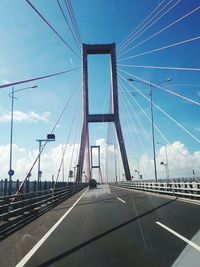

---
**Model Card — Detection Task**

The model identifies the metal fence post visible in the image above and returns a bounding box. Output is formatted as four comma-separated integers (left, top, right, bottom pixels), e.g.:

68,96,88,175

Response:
4,179,8,196
0,179,3,196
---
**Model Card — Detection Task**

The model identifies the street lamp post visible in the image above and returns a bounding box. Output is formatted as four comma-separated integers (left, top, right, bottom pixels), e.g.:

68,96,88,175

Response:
37,139,44,191
113,144,118,182
127,77,172,183
105,143,110,182
106,141,118,182
8,85,38,195
8,86,14,194
62,145,65,183
133,157,140,179
149,81,158,183
36,134,55,191
157,142,170,180
73,166,76,182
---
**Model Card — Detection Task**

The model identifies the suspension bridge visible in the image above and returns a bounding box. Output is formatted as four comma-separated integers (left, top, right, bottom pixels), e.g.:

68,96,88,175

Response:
0,0,200,266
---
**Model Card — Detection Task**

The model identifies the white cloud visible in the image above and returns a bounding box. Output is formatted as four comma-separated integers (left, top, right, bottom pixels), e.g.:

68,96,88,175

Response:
0,110,51,123
89,139,200,181
0,144,80,182
0,79,11,84
0,140,199,183
93,140,200,181
0,144,38,179
139,141,200,180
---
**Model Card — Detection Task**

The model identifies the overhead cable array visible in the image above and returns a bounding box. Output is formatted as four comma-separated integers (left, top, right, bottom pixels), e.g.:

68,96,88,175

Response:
14,79,81,197
117,5,200,58
118,0,168,51
118,71,200,145
118,0,182,56
56,0,81,51
26,0,81,58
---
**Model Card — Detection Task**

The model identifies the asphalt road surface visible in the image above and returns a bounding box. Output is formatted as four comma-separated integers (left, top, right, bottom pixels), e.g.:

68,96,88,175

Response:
1,184,200,267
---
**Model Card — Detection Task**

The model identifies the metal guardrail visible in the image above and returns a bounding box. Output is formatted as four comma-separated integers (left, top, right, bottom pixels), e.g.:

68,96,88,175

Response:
0,183,87,240
117,181,200,199
0,178,69,196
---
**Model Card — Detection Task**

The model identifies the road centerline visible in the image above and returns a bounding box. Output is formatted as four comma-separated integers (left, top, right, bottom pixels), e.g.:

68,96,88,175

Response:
116,197,126,204
156,221,200,252
16,188,89,267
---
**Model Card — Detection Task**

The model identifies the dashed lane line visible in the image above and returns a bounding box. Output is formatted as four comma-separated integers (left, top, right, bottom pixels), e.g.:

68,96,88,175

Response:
117,197,126,204
111,185,200,206
156,221,200,252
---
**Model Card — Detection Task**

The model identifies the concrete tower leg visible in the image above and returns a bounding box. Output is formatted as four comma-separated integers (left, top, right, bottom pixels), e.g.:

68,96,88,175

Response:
76,43,131,182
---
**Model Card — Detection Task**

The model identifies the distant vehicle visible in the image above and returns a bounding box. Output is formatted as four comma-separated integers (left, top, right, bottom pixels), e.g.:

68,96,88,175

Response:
89,179,97,189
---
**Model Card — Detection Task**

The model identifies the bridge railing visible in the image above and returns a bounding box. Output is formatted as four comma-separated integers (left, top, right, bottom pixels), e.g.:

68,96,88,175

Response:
0,178,69,196
0,183,87,240
117,181,200,199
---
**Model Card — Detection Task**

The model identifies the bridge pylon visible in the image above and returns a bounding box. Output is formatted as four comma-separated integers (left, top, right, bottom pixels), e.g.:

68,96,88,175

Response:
76,43,131,182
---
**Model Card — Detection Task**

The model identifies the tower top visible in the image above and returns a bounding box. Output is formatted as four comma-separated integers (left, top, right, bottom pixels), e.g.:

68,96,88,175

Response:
82,43,116,54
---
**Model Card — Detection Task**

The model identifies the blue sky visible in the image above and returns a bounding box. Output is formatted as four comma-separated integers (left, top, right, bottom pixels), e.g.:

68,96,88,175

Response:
0,0,200,181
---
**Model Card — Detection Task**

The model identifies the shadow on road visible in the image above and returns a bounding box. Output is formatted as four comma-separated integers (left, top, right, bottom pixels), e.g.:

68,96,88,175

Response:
51,186,156,212
49,191,149,212
36,197,177,267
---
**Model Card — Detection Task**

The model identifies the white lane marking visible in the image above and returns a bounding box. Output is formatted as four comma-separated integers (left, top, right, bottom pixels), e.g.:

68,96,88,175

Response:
16,188,89,267
111,185,200,206
156,221,200,252
116,197,126,204
171,229,200,266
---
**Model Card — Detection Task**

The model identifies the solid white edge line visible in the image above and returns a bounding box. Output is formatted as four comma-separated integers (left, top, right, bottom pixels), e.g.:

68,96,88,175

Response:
16,188,89,267
117,197,126,204
156,221,200,252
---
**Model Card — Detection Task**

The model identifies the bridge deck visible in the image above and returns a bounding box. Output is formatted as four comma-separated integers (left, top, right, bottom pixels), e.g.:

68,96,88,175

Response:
0,185,200,266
